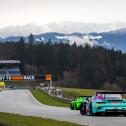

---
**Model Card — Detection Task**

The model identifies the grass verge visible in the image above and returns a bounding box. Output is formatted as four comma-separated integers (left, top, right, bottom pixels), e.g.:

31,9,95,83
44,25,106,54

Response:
0,112,85,126
31,89,69,107
62,88,101,98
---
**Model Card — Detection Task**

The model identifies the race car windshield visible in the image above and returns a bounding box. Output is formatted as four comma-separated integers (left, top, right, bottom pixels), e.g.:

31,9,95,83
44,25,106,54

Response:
105,94,122,100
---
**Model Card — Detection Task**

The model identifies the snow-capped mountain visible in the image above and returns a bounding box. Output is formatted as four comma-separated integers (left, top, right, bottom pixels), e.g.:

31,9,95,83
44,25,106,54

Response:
0,28,126,52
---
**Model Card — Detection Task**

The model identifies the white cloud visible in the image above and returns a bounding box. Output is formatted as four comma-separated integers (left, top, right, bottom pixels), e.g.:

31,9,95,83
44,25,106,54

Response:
0,0,126,28
57,35,99,47
0,22,126,37
103,41,112,48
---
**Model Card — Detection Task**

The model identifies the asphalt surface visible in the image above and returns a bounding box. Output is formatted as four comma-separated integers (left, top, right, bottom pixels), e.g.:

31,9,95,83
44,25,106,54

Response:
0,90,126,126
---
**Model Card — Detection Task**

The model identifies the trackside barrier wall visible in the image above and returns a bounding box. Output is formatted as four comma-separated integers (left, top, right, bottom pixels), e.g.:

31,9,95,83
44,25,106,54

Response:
40,87,72,102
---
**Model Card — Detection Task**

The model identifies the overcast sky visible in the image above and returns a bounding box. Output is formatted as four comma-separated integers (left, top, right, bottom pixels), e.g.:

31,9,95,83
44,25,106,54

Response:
0,0,126,30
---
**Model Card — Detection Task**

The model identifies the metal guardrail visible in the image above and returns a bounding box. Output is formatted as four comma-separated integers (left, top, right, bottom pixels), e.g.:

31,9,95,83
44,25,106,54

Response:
40,88,72,103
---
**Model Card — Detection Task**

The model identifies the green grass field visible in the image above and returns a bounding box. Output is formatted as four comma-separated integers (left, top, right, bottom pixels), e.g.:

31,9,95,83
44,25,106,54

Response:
31,88,101,107
62,88,101,98
31,89,69,107
0,112,85,126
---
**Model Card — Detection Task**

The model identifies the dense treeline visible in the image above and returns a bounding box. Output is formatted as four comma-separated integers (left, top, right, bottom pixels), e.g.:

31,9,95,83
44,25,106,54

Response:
0,34,126,90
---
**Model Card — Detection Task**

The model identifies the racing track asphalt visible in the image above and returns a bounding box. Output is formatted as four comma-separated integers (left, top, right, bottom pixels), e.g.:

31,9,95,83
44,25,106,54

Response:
0,90,126,126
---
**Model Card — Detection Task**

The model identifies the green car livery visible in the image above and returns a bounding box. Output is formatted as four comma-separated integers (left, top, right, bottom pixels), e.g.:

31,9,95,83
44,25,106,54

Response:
70,96,91,110
80,91,126,116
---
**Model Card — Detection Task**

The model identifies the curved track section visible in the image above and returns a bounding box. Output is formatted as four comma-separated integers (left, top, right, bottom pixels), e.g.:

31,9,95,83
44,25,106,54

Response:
0,90,126,126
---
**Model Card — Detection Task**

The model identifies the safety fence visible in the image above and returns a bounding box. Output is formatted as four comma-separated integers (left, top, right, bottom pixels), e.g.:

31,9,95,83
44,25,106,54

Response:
39,87,72,103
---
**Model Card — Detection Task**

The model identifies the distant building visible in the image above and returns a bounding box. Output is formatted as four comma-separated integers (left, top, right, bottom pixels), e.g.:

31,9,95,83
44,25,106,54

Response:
0,60,22,76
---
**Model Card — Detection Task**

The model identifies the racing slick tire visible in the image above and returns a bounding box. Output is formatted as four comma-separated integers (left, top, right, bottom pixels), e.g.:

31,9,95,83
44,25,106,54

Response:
80,102,86,115
70,104,74,110
86,103,96,116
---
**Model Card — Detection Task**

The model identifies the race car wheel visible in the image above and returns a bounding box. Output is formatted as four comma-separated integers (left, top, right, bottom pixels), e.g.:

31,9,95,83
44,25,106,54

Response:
70,104,74,110
86,103,95,116
89,103,93,116
80,102,86,115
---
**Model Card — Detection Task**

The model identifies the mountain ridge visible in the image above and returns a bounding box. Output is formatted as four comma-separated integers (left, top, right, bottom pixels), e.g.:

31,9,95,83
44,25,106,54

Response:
0,27,126,52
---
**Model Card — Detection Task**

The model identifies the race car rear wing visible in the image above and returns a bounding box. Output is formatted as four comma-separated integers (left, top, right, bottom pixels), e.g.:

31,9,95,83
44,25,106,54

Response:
96,91,126,95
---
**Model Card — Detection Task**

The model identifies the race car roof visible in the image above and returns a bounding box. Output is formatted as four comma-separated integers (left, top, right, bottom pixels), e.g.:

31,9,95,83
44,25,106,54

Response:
96,91,126,95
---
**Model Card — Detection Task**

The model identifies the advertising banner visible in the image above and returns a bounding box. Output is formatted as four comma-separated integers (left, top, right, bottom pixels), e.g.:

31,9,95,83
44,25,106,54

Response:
0,76,11,80
11,76,24,80
24,75,34,80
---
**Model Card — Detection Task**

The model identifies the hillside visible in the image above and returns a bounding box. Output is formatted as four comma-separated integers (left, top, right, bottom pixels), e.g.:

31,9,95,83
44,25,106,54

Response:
1,28,126,52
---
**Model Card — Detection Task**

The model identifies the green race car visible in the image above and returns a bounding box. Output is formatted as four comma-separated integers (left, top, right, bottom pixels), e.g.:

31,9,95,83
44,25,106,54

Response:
80,91,126,116
70,96,91,110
